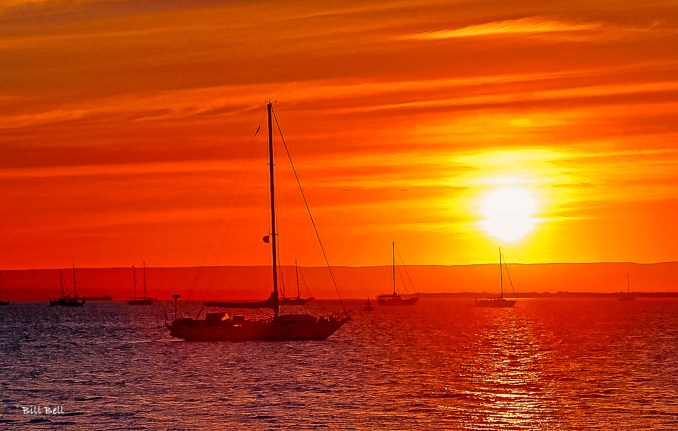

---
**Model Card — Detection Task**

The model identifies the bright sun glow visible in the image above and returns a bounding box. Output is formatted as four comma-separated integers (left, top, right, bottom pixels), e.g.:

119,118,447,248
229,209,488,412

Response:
479,185,538,242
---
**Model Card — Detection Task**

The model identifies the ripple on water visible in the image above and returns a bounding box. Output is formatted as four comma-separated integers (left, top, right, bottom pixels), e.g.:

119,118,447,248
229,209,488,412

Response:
1,300,677,429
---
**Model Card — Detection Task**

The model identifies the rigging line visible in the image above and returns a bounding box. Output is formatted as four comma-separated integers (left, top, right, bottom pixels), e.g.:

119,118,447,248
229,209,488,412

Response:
395,246,417,293
502,251,516,294
279,270,287,298
184,118,263,303
396,265,410,294
299,266,313,297
272,108,348,314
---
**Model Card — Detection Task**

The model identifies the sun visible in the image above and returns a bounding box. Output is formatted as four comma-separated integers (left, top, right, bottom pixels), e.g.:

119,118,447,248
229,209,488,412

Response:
479,185,538,242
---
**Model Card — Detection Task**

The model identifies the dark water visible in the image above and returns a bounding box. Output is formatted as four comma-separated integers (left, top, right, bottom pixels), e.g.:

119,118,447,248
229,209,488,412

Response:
1,299,677,430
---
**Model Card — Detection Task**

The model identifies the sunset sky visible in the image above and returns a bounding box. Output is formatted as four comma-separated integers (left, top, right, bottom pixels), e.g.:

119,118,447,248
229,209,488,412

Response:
2,0,678,270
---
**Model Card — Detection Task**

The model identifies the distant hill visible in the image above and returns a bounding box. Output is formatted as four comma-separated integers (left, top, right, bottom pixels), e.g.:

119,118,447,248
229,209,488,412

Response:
1,262,678,301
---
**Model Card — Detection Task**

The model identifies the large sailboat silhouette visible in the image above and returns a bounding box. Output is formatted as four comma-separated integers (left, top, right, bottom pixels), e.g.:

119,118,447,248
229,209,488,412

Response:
167,102,350,341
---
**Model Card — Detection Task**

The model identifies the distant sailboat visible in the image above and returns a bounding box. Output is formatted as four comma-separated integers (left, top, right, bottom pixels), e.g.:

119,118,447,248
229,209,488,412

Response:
280,261,315,305
363,297,374,311
377,242,418,306
475,247,516,308
619,274,635,301
50,265,85,307
128,262,156,305
167,102,350,341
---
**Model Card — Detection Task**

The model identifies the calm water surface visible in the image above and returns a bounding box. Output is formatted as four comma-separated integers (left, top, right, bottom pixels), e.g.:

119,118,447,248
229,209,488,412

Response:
1,299,677,430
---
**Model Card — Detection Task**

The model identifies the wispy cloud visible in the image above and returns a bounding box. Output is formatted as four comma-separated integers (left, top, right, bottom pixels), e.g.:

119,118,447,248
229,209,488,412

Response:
2,1,678,267
404,17,601,40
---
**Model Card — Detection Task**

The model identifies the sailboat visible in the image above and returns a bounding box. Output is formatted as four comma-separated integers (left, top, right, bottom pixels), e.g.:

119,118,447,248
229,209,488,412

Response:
167,102,350,341
128,262,157,305
363,297,374,311
280,261,315,305
50,265,85,307
618,273,635,301
377,242,418,306
475,247,516,308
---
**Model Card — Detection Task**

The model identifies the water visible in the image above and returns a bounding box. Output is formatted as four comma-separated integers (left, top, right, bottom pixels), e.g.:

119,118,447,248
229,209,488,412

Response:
1,299,677,430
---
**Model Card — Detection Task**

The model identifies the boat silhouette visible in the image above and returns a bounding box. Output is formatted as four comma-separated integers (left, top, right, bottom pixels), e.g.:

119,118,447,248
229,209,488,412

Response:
618,273,635,301
280,261,314,305
50,265,85,307
377,242,418,306
475,247,516,308
128,262,157,305
167,102,349,341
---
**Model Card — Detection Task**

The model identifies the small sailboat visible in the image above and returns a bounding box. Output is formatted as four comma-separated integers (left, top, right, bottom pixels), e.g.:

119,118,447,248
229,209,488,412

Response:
377,242,418,306
280,261,314,305
167,102,350,341
363,297,374,311
128,262,157,305
475,247,516,308
618,273,635,301
50,265,85,307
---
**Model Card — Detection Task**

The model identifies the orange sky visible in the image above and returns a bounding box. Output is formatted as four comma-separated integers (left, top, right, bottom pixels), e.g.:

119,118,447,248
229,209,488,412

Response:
1,1,678,269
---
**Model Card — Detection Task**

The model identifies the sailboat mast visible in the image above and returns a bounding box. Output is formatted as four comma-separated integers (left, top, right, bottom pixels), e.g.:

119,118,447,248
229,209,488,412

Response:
499,247,503,299
392,241,396,295
267,102,280,318
143,261,147,298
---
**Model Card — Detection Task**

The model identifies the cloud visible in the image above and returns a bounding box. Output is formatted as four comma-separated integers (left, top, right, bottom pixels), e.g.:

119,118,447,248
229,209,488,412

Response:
404,16,602,40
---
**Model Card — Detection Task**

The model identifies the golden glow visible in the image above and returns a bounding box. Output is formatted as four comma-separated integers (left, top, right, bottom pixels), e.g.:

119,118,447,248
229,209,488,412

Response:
479,185,538,242
2,1,678,271
405,17,601,40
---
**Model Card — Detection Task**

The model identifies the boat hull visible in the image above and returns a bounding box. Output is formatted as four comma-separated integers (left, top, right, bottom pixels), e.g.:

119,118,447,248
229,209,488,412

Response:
280,297,314,305
168,314,350,341
474,298,516,308
49,297,85,307
377,294,418,306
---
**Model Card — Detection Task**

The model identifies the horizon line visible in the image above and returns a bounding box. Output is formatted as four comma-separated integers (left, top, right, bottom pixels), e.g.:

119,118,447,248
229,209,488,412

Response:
3,260,678,271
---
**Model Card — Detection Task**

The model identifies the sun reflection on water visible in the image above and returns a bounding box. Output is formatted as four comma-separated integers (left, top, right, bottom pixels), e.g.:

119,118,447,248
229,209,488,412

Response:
437,307,563,430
